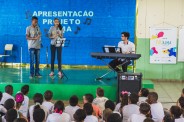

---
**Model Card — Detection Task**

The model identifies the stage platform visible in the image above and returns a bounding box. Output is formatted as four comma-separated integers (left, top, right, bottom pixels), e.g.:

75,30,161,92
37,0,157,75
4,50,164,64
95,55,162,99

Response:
0,67,154,101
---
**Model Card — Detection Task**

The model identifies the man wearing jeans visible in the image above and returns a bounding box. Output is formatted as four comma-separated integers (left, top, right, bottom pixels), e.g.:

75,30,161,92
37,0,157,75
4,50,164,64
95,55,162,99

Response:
26,16,42,78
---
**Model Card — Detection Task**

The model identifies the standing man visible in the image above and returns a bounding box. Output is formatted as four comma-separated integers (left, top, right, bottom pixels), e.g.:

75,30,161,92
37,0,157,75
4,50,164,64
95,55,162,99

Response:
26,16,42,78
109,32,135,72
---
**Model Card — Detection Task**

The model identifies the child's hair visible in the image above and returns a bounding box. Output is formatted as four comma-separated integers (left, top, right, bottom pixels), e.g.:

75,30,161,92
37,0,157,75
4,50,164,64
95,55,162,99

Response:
119,92,128,114
107,113,122,122
83,103,93,115
33,105,45,122
21,85,29,95
32,16,38,20
97,87,104,97
54,101,65,114
179,96,184,108
44,90,53,101
4,99,15,110
0,91,2,101
13,118,27,122
5,109,18,122
143,117,154,122
140,88,149,97
15,93,24,110
73,109,86,122
148,92,158,103
129,93,139,104
103,108,112,121
54,18,62,30
69,95,78,106
182,88,184,94
5,85,13,95
170,105,182,119
105,100,115,111
140,103,151,117
33,93,43,104
84,93,94,103
163,115,174,122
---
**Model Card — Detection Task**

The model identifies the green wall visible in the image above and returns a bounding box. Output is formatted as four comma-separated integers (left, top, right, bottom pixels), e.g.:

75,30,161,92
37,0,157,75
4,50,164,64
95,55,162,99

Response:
136,38,184,80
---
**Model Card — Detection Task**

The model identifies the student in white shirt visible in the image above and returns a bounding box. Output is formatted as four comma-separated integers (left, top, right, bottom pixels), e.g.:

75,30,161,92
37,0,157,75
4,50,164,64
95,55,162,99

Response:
4,108,18,122
0,85,14,105
83,103,98,122
147,92,164,122
42,90,54,114
105,100,121,116
128,103,151,122
19,85,30,117
65,95,80,121
114,91,129,115
73,109,86,122
109,32,135,72
33,105,45,122
93,87,108,112
0,92,7,116
178,97,184,117
138,88,149,106
123,93,140,122
170,105,184,122
46,100,71,122
29,93,49,122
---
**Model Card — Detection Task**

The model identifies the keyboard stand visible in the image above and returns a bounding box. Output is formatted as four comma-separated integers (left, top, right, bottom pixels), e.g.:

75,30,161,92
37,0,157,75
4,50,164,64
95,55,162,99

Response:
95,58,130,81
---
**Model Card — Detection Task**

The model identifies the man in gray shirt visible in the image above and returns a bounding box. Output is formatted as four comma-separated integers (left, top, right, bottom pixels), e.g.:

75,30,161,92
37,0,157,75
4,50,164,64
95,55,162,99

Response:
26,16,42,78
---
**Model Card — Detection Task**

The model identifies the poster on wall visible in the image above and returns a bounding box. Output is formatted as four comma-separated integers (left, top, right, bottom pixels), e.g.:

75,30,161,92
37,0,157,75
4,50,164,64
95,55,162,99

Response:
150,27,177,64
178,29,184,62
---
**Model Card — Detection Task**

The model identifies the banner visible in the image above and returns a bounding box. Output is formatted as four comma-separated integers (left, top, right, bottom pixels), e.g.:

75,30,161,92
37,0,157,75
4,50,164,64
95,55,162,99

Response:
150,27,177,64
178,29,184,62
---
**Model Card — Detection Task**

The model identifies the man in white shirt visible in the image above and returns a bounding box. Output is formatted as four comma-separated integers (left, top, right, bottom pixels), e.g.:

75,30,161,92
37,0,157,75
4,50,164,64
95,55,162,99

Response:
128,103,151,122
109,32,135,72
0,85,14,105
147,92,164,122
123,93,140,122
83,103,98,122
42,90,54,114
65,95,80,121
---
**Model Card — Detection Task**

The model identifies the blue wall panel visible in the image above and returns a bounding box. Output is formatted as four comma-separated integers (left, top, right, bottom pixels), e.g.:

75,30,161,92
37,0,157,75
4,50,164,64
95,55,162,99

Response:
0,0,136,65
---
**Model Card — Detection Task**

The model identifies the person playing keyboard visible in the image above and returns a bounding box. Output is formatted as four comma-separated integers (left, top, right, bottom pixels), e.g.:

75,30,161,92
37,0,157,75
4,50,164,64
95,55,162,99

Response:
109,32,135,72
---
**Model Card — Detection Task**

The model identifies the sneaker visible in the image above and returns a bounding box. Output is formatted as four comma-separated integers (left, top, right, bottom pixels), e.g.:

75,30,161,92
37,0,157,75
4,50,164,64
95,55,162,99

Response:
35,73,42,78
58,71,64,78
49,72,54,76
29,74,34,79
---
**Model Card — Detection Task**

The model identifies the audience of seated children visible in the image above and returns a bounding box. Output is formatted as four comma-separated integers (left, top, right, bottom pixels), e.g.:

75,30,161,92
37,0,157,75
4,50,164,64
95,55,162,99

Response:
73,109,86,122
0,85,14,105
170,105,184,122
93,87,108,112
83,93,101,118
46,100,71,122
65,95,80,121
83,103,98,122
138,88,149,105
19,85,30,118
128,103,151,122
29,93,49,122
147,92,164,122
42,90,54,114
123,93,140,122
114,91,129,115
33,105,45,122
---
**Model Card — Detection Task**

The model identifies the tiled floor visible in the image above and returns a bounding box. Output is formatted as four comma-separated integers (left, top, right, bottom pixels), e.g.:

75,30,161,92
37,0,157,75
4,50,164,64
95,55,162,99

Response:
152,80,184,109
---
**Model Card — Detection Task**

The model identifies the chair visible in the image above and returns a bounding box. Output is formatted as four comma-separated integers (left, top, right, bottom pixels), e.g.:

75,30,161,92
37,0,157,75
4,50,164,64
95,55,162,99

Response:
0,44,14,66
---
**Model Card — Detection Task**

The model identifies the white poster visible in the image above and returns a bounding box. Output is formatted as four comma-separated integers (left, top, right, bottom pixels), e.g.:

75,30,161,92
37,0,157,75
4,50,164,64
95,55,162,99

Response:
150,27,177,64
178,29,184,62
